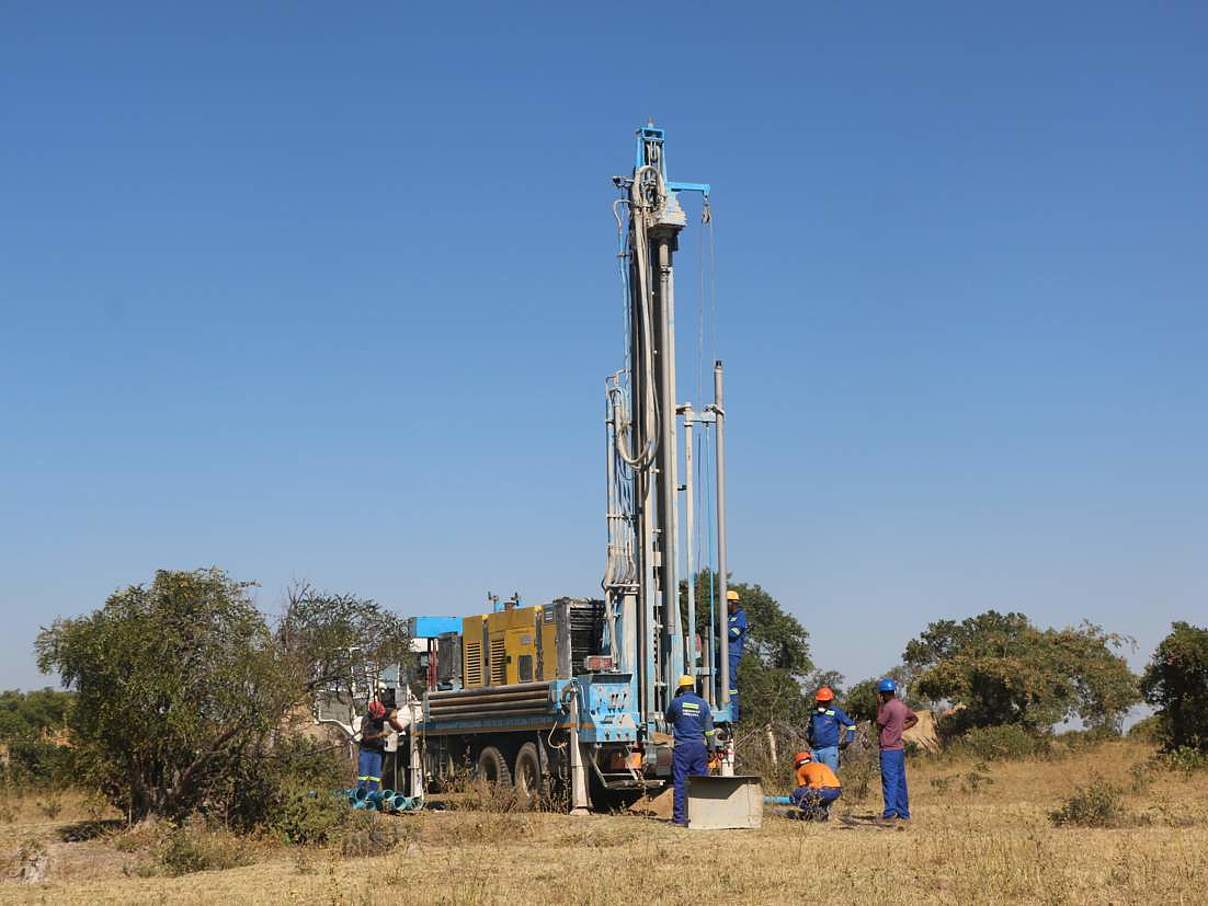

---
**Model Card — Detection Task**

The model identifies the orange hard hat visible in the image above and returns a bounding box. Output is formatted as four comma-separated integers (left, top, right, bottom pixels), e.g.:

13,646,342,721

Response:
815,686,835,702
793,751,812,767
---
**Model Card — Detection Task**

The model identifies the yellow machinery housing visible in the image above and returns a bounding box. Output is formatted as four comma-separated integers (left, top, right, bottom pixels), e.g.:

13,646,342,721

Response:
461,600,600,689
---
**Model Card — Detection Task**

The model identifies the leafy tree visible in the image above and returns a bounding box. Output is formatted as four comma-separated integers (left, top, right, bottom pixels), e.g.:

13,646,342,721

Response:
843,666,927,723
681,571,814,727
276,582,411,699
34,568,406,823
806,669,846,700
844,678,881,723
1141,621,1208,752
0,688,75,781
904,610,1139,733
35,569,290,820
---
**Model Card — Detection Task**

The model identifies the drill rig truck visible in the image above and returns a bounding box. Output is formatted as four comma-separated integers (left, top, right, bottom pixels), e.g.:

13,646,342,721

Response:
319,125,747,816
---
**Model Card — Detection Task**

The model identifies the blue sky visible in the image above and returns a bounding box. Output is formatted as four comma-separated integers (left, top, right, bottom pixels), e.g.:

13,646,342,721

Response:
2,3,1205,692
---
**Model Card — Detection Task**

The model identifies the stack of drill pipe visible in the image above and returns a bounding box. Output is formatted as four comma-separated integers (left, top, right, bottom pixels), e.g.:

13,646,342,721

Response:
337,786,423,812
427,682,552,718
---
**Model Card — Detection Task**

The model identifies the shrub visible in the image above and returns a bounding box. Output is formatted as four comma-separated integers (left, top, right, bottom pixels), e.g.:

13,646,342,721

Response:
842,758,875,801
952,725,1047,761
208,733,350,834
338,811,407,859
1127,714,1160,742
1158,746,1208,774
151,822,254,876
962,762,995,794
35,792,63,820
1049,777,1125,828
272,784,350,845
1053,726,1120,753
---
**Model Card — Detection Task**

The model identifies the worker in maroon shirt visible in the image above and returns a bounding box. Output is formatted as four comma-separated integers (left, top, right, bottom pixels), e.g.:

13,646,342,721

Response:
875,678,918,823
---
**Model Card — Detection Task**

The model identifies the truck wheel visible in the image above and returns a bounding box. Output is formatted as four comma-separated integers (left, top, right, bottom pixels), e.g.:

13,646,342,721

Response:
476,746,511,789
513,742,546,809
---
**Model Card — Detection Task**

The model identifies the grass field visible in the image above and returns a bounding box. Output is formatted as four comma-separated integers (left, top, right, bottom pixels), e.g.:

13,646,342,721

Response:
2,739,1206,905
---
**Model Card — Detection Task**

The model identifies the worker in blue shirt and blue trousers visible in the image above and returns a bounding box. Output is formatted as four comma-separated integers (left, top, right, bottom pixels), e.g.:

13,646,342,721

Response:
665,674,717,827
726,589,748,721
807,686,857,772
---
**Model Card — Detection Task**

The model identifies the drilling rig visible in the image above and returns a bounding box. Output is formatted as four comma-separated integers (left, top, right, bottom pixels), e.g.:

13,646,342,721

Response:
318,124,752,820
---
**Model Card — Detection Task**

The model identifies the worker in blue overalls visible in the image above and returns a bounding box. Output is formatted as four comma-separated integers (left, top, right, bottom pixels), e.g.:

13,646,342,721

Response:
807,686,857,772
726,589,749,721
665,674,717,827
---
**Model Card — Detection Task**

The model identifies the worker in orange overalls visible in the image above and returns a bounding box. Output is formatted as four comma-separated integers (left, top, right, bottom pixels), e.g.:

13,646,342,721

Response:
790,751,842,821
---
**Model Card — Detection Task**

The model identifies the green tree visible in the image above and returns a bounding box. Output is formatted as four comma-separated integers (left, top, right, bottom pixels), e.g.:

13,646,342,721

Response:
904,610,1139,732
0,688,75,781
276,582,411,697
1141,621,1208,752
681,571,814,726
806,669,846,699
34,568,407,823
842,667,927,723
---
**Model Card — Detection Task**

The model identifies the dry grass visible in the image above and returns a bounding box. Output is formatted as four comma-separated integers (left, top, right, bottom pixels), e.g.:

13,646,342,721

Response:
3,740,1207,905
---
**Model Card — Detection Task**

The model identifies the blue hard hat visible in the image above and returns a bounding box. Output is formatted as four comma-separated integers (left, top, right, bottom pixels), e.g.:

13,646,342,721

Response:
877,678,897,693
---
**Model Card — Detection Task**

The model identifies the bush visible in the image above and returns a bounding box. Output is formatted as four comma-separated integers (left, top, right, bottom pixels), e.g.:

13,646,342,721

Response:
338,811,407,859
1158,746,1208,774
1053,726,1120,753
951,725,1047,761
1049,777,1125,828
207,733,350,833
151,822,255,876
272,784,350,845
1127,714,1160,742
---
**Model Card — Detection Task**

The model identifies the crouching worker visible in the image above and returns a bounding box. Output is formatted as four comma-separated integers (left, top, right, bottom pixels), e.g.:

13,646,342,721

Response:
665,675,717,827
356,699,390,792
790,751,842,821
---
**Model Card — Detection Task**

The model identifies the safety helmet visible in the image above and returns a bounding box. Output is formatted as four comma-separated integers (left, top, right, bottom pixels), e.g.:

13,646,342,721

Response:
368,700,387,719
677,675,696,690
877,678,897,694
726,590,740,602
793,751,813,767
815,686,835,702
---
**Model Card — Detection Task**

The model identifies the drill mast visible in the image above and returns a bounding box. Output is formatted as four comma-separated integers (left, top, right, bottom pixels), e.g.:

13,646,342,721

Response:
604,125,731,732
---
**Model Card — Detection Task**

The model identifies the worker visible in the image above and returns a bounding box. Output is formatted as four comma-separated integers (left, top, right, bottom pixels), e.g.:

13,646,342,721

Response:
357,699,390,792
790,751,843,821
725,589,748,721
875,678,918,824
665,674,717,827
807,686,857,772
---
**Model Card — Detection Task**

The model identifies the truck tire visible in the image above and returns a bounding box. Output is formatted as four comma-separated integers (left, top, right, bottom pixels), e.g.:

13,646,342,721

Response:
513,742,546,809
476,746,511,789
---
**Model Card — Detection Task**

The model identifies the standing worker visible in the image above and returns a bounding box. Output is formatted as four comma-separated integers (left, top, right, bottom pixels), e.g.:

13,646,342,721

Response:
665,675,718,827
789,751,843,820
875,678,918,824
356,699,390,793
726,589,749,721
807,686,857,772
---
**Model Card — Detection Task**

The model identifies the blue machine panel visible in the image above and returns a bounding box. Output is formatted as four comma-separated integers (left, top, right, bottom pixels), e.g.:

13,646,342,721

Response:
407,616,462,639
577,674,638,744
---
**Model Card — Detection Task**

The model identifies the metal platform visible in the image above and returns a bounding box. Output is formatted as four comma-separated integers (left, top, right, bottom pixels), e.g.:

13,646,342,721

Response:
686,774,763,830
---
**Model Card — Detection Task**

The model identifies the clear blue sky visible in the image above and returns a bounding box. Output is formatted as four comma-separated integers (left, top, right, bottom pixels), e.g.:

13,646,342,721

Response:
2,3,1205,692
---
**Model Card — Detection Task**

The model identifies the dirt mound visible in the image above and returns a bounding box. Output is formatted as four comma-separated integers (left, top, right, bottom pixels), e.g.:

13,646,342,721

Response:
903,710,940,753
628,786,674,819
